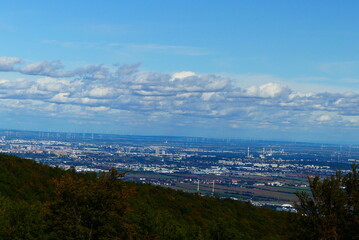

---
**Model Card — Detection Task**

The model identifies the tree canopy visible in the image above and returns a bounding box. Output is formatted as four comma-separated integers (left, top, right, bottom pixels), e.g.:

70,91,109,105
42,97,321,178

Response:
0,154,290,239
295,164,359,240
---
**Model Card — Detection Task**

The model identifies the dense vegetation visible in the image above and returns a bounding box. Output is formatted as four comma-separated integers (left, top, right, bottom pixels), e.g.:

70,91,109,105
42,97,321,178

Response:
0,154,358,239
0,154,291,239
294,164,359,240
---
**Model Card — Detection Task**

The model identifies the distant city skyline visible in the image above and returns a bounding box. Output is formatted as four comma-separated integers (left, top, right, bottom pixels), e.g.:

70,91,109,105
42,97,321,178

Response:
1,1,359,144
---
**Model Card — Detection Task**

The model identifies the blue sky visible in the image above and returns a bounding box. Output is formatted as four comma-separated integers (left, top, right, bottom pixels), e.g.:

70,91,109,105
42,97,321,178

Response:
1,1,359,143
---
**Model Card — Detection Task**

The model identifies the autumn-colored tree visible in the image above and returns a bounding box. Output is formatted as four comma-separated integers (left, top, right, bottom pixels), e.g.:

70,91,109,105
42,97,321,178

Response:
295,164,359,240
46,168,135,240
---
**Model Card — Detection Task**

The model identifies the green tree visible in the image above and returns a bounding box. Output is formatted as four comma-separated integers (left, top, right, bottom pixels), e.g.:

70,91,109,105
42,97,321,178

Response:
295,164,359,240
46,168,135,240
0,195,47,240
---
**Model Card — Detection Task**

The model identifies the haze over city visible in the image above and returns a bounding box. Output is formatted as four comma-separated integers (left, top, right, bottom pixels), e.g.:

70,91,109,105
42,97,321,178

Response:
1,1,359,144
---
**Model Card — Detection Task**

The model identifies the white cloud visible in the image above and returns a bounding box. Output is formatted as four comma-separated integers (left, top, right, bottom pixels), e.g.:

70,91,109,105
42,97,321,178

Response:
245,82,291,98
0,57,22,71
1,56,359,132
171,71,196,80
20,60,63,76
36,77,74,92
317,114,331,121
85,106,110,112
50,93,72,103
85,87,116,99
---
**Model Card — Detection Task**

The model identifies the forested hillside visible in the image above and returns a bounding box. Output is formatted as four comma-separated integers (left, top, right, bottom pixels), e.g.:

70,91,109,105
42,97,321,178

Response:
0,154,295,239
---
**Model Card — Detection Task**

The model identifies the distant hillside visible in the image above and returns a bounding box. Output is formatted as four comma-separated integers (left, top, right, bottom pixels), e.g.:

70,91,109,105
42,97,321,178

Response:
0,154,292,239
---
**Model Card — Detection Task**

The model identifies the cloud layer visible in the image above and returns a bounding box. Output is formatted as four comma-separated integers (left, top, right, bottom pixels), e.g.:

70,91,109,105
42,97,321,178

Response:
1,56,359,136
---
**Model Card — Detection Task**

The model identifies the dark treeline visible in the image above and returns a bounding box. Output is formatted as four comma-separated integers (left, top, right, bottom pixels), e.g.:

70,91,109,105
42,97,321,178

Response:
0,154,357,239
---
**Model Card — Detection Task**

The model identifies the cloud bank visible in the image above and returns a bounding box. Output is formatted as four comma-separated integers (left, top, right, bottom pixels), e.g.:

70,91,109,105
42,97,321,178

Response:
0,56,358,137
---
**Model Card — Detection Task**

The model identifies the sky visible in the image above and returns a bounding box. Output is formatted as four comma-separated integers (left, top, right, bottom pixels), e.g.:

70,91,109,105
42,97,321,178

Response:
1,1,359,144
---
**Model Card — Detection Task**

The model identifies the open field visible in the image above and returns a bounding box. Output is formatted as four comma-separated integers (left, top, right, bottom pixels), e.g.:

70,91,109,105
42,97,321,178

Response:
124,171,310,204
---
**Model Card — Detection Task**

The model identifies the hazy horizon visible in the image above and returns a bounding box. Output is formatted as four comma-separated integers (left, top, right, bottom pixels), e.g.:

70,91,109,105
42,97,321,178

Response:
1,127,357,145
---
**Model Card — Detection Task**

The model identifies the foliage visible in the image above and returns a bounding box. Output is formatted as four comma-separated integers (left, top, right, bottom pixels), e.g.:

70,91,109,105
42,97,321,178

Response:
128,183,289,240
0,154,291,239
295,164,359,240
46,168,135,240
0,195,47,240
0,154,64,201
